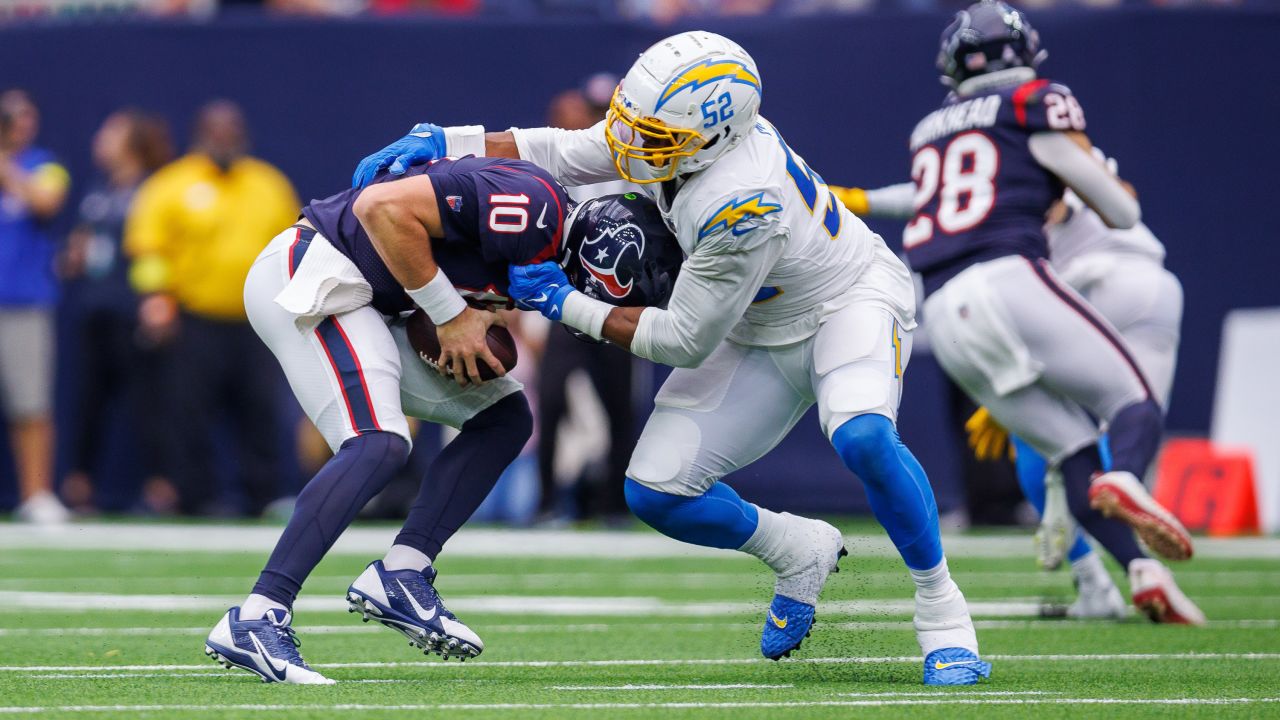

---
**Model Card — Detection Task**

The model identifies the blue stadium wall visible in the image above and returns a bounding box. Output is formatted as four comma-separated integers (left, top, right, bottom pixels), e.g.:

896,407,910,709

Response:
1,9,1277,514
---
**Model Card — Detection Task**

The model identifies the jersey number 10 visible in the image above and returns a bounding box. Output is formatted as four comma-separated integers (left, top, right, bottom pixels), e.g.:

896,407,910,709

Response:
904,132,998,249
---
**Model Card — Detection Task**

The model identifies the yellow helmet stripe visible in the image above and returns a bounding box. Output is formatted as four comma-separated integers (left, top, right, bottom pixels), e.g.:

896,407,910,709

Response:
656,59,760,111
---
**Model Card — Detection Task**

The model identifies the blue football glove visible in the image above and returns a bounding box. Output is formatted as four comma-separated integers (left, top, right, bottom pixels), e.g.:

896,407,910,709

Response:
351,122,448,189
509,262,576,321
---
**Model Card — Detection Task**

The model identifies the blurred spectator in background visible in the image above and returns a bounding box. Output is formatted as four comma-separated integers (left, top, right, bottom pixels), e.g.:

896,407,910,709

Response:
124,99,298,516
535,74,642,523
60,110,174,514
0,89,71,524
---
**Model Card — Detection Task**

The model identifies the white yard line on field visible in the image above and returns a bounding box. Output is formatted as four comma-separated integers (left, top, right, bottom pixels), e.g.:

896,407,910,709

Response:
0,590,1051,618
2,653,1278,674
548,684,794,691
2,522,1275,559
2,617,1275,639
0,698,1278,713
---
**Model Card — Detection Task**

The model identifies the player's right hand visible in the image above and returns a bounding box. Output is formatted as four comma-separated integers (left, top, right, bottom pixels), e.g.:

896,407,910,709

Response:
351,122,447,189
965,406,1011,462
434,305,506,386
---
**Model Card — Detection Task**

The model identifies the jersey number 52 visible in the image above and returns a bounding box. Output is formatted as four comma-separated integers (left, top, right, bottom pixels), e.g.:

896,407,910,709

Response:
904,132,998,249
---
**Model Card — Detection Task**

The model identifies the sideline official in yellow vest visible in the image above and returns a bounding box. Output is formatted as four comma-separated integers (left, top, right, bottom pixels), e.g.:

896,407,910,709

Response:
124,100,298,517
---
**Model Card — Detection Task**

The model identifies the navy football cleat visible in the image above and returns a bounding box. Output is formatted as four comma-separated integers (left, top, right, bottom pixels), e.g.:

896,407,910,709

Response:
923,647,992,686
347,560,484,660
204,607,333,684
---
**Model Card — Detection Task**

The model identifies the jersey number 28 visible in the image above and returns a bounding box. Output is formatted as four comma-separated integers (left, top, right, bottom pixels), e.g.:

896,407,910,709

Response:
904,132,998,248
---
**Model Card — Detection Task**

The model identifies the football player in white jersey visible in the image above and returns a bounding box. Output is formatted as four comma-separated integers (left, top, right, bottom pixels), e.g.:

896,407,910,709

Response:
352,31,990,684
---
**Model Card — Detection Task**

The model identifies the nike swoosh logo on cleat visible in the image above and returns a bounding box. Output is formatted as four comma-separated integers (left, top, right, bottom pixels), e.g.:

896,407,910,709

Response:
768,610,788,629
934,659,982,670
409,131,434,138
248,631,289,682
397,579,438,623
535,205,549,229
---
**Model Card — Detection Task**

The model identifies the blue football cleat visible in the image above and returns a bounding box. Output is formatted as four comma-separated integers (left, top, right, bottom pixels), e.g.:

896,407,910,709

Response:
347,560,484,660
761,594,818,660
923,647,992,685
204,607,333,684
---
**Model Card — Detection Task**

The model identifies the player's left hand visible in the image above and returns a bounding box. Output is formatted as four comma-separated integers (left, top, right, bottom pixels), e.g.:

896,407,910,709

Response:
965,406,1012,462
351,122,447,189
830,185,870,216
508,262,575,322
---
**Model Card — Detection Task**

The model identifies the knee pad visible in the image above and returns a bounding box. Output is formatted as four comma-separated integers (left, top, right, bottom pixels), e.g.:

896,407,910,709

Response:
830,413,899,485
464,392,534,444
339,431,411,471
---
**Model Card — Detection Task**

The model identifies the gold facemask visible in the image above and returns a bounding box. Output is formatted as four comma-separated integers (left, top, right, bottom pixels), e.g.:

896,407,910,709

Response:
604,88,705,184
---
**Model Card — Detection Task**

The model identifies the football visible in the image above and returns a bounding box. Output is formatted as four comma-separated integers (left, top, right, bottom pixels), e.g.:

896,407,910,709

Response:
404,308,518,381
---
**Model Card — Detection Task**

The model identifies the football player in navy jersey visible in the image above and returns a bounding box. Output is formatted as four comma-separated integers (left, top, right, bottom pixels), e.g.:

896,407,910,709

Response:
832,1,1203,625
203,156,681,683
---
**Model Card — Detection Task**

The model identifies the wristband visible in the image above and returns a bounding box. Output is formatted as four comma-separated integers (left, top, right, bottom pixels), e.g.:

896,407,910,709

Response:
445,125,487,159
561,291,610,341
407,269,467,326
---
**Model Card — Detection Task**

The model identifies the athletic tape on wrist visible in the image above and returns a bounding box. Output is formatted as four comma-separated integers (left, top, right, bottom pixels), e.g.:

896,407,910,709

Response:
445,125,487,159
407,269,468,326
561,291,610,341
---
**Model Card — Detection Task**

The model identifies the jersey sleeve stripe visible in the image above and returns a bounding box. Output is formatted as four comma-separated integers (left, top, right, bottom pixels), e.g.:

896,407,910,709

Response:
1012,79,1051,128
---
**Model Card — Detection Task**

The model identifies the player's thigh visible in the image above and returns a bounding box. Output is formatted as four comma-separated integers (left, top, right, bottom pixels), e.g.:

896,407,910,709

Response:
626,340,811,497
243,236,410,452
812,301,912,439
983,383,1098,465
391,322,524,429
998,259,1153,422
1085,263,1183,408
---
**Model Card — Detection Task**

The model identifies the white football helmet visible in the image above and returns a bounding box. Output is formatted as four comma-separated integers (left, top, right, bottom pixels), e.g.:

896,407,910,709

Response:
605,31,762,184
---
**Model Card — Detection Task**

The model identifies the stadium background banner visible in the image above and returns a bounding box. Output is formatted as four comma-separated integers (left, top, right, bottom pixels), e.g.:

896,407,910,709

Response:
0,9,1277,515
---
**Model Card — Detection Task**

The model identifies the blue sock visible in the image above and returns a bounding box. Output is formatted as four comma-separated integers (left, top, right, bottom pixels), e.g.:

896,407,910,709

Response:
624,479,759,549
831,414,942,570
253,431,410,606
1012,436,1092,563
394,393,533,559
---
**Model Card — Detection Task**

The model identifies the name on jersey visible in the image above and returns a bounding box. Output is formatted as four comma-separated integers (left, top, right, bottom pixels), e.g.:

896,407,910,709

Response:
909,95,1002,151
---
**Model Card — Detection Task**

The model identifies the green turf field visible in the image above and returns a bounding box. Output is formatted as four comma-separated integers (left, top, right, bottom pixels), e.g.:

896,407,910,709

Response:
0,522,1277,718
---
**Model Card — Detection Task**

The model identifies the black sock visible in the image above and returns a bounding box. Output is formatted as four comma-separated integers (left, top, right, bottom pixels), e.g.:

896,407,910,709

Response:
252,432,409,606
1061,444,1145,568
394,392,533,559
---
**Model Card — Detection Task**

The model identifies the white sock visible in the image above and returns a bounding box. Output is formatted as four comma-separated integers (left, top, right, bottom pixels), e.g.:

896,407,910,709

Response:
910,558,956,601
738,506,792,573
383,544,432,572
1071,551,1110,587
241,593,287,620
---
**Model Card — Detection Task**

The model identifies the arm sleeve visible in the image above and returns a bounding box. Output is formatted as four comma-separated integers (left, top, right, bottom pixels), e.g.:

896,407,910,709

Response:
511,121,620,187
1028,132,1139,230
864,182,916,220
630,191,788,368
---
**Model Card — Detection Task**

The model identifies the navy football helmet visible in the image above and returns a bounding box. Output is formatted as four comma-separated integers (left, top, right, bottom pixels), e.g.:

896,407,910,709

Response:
563,192,683,309
937,1,1046,87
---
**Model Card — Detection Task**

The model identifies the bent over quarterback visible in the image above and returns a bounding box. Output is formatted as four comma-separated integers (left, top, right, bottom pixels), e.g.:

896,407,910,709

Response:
354,31,989,684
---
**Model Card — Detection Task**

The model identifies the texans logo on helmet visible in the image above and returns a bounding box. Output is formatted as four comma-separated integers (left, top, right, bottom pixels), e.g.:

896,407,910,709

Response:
579,220,646,300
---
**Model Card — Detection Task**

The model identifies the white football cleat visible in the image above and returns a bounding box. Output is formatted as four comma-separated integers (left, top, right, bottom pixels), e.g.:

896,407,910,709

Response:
1067,556,1128,620
1036,468,1075,571
1089,471,1193,561
1128,559,1206,625
759,517,846,660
